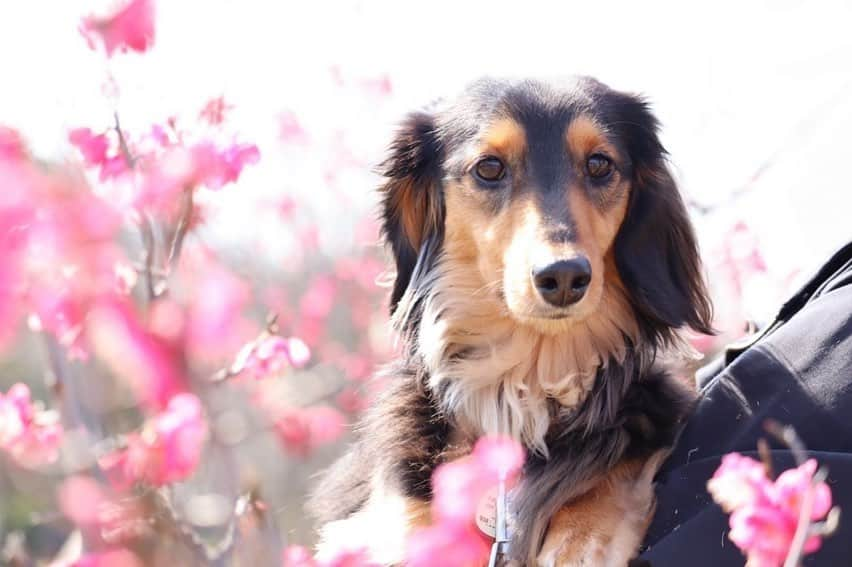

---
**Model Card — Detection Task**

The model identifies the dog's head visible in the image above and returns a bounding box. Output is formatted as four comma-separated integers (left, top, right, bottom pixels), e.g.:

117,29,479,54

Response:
381,77,712,348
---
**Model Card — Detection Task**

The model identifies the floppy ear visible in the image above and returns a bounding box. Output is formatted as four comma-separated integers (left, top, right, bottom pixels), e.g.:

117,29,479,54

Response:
612,98,713,343
379,112,444,315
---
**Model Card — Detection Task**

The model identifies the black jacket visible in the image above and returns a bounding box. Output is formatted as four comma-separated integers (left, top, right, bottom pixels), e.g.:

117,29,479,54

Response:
642,242,852,566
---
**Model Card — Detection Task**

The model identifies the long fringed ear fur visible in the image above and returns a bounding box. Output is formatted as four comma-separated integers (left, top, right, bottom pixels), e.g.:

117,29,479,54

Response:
612,96,713,344
379,112,445,317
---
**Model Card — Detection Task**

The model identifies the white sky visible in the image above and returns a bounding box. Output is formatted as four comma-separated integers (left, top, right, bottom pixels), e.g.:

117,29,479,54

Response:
1,0,851,320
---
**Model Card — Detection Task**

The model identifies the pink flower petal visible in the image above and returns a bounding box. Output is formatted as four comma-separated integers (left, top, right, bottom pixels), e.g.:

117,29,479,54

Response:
69,128,110,167
405,523,489,567
80,0,156,57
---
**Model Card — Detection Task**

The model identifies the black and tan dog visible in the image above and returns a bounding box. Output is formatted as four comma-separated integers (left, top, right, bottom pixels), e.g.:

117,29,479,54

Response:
309,77,713,566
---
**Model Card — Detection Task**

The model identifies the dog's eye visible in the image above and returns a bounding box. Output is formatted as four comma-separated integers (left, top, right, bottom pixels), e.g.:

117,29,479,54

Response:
586,154,613,179
473,156,506,183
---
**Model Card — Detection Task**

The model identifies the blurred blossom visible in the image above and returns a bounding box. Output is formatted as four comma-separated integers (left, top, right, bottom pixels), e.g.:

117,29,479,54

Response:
67,126,129,182
186,266,250,356
88,298,186,410
282,545,377,567
79,0,156,57
473,436,526,480
405,436,524,567
282,545,317,567
58,475,107,526
708,454,833,566
237,335,311,379
101,393,207,487
708,453,770,513
0,125,27,160
64,549,144,567
199,96,233,126
405,523,489,567
135,140,260,212
68,128,110,168
0,383,63,467
359,75,393,98
189,141,260,191
335,387,367,415
279,112,310,145
274,406,346,456
300,275,337,321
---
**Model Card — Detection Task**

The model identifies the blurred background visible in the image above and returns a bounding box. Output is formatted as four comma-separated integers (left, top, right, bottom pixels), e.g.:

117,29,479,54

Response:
0,0,850,564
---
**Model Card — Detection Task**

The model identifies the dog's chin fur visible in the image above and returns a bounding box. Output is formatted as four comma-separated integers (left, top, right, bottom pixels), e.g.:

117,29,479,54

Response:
410,254,641,455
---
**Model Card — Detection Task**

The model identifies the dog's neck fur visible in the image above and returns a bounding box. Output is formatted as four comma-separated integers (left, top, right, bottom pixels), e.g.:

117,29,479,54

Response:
403,257,641,455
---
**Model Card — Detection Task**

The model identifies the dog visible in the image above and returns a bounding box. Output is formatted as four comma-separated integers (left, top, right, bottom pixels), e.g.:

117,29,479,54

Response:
308,77,713,566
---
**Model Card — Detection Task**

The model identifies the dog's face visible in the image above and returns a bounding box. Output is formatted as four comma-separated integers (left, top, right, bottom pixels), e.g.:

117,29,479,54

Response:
382,77,712,344
440,99,634,333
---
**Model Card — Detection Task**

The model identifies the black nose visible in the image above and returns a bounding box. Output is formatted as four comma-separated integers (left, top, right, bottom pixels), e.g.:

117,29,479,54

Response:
532,257,592,307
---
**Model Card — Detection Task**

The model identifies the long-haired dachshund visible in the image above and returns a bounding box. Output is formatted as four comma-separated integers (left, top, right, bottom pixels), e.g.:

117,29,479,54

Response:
309,77,713,566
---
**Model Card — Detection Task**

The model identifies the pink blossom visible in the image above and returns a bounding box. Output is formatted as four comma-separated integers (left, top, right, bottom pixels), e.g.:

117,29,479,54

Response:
774,460,833,520
281,545,318,567
300,276,337,320
404,436,523,566
151,393,207,481
199,96,233,126
473,436,526,481
87,299,186,410
405,523,489,567
279,112,309,144
0,383,63,467
67,549,143,567
282,546,378,567
431,458,487,525
359,75,393,98
0,208,28,350
708,454,833,566
321,549,377,567
277,196,297,219
187,267,250,356
80,0,156,57
274,406,345,456
707,453,771,513
101,394,207,487
282,546,318,567
69,128,110,167
137,140,260,210
191,141,260,190
238,335,311,379
0,126,27,161
431,437,524,525
59,475,107,526
336,388,367,414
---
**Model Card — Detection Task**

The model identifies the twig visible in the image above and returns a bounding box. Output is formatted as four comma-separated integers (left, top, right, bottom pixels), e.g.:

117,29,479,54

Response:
764,420,809,466
783,468,825,567
210,313,280,383
764,420,840,567
757,437,775,480
113,111,161,301
166,189,194,271
113,112,135,168
139,212,158,301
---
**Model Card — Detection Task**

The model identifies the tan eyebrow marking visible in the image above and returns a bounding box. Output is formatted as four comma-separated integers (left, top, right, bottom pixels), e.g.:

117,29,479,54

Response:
565,115,616,161
481,118,527,161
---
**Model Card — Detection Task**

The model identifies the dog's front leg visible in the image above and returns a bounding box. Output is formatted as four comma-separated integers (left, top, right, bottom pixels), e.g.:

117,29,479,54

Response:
536,456,663,567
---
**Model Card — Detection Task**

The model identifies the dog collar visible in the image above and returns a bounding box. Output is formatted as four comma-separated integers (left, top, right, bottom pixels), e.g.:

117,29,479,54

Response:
481,477,511,567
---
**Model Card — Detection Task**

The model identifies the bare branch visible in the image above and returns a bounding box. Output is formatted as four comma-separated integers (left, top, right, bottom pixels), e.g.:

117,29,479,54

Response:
764,419,809,467
166,189,194,271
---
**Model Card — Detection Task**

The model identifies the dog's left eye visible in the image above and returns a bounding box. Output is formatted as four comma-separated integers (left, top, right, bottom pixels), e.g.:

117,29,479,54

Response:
473,156,506,183
586,154,614,179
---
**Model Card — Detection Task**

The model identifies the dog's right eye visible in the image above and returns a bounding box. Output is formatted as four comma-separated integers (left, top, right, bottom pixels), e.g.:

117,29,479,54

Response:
472,156,506,184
